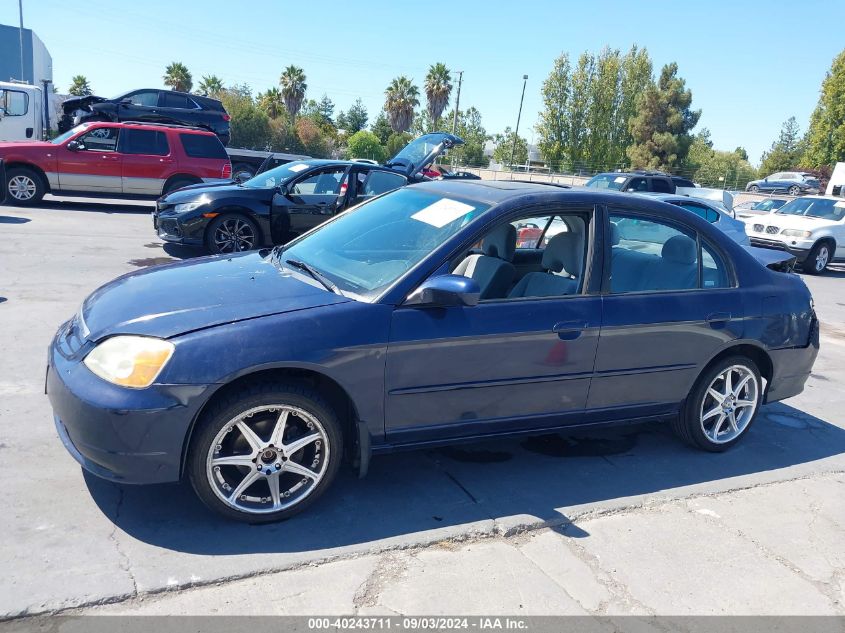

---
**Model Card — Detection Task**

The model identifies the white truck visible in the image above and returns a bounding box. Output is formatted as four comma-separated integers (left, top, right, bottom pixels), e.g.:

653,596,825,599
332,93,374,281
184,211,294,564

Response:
0,82,51,142
826,162,845,197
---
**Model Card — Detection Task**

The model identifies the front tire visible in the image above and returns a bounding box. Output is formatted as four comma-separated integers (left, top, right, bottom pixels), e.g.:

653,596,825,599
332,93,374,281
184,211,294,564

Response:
748,185,759,193
188,382,343,523
5,167,45,205
788,185,801,196
205,213,260,254
803,241,831,275
673,356,762,452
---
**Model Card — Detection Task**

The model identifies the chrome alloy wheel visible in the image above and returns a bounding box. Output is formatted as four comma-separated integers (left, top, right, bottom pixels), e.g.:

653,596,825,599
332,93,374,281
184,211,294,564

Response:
814,245,830,272
700,365,759,444
8,175,37,201
205,405,329,515
214,217,256,253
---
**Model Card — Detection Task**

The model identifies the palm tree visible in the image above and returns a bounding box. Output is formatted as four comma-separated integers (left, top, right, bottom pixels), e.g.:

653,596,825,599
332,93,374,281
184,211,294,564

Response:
257,88,285,118
279,65,307,119
384,76,420,133
424,63,452,128
68,75,93,97
163,62,193,93
197,74,224,97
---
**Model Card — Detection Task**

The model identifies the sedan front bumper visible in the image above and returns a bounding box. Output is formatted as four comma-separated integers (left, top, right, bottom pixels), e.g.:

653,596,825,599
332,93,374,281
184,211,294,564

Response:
748,237,812,262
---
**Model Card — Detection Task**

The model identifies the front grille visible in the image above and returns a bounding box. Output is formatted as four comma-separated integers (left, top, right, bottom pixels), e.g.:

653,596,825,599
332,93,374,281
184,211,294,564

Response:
753,224,764,233
159,219,182,238
765,225,780,234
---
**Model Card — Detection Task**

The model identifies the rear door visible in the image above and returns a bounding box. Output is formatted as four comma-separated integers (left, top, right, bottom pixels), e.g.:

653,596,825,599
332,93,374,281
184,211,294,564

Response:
56,125,122,193
118,128,172,196
157,91,197,124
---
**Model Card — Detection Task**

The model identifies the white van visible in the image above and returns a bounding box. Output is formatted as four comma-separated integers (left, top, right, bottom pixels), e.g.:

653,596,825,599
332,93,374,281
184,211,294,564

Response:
0,82,44,142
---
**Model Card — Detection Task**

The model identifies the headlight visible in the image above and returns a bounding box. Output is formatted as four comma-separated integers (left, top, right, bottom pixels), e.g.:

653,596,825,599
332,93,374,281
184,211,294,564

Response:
781,229,812,238
174,201,204,213
84,336,175,388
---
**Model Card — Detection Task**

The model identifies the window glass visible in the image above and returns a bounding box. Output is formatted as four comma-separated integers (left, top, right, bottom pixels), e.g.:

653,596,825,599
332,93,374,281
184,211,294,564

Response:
179,133,227,159
126,91,159,106
701,241,730,289
159,92,190,109
609,214,698,293
292,168,346,196
677,203,718,223
777,198,845,221
651,178,673,193
626,177,648,192
79,127,119,151
512,216,550,249
361,170,405,197
122,129,169,155
0,89,28,116
585,174,627,190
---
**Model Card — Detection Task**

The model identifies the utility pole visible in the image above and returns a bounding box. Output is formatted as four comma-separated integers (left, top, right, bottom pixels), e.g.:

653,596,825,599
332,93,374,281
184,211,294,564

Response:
451,70,463,135
509,75,528,170
19,0,26,82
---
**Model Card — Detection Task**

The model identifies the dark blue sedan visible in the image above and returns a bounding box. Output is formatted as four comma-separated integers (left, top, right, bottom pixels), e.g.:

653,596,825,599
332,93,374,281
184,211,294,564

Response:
47,181,820,522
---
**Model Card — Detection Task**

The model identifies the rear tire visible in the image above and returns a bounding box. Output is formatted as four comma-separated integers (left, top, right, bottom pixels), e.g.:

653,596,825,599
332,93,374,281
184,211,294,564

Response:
673,355,762,452
788,185,800,196
803,241,831,275
187,381,343,523
748,185,759,193
205,213,260,254
5,167,45,206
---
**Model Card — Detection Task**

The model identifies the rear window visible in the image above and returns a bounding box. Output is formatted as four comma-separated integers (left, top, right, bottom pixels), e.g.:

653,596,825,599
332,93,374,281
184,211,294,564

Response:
160,92,192,109
652,178,673,193
179,133,228,159
122,129,169,156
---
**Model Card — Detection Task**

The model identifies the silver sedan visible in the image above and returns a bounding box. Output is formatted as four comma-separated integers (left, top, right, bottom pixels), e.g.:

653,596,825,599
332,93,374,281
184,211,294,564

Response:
637,193,751,246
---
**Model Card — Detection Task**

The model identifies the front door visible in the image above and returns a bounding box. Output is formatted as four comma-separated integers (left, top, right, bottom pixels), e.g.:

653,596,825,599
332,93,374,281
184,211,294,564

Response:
284,166,350,236
57,125,123,193
384,208,602,444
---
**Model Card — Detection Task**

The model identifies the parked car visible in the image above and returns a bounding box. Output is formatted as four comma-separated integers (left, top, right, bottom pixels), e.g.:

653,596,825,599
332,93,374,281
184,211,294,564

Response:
48,181,818,522
1,121,232,205
585,170,677,194
441,169,481,180
743,195,845,274
637,193,750,245
745,172,820,196
734,198,787,218
58,89,231,146
153,132,463,254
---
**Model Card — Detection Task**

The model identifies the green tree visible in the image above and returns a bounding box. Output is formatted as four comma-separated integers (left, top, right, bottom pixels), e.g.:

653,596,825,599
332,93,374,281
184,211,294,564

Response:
68,75,93,97
627,62,700,171
734,147,749,161
197,75,224,97
536,53,571,168
347,130,386,162
370,110,393,144
493,127,528,166
257,87,285,118
316,94,335,124
386,131,413,158
295,117,330,157
587,47,622,168
424,63,452,128
345,98,368,133
384,76,419,133
803,49,845,167
280,65,307,119
219,86,270,150
566,52,594,169
163,62,193,92
445,106,489,167
760,116,804,175
615,45,654,166
685,129,757,189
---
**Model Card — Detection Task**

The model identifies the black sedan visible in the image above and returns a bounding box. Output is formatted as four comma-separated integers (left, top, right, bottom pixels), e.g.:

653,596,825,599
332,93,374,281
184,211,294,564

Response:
153,133,463,254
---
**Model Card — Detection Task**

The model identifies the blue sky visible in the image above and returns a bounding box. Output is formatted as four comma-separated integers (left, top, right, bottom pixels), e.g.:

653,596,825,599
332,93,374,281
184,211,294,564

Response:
2,0,843,165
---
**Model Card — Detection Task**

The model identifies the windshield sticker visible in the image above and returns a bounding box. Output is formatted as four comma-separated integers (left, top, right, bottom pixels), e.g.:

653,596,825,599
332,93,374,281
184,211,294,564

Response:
411,198,476,228
614,176,626,183
288,163,308,173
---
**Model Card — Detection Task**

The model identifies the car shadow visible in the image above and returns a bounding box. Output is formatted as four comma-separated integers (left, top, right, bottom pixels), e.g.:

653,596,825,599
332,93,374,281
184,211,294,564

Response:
0,215,31,224
85,401,845,555
39,198,154,214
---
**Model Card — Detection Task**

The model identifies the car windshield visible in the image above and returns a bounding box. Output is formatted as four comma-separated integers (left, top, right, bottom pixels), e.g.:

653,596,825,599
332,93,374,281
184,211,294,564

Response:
753,199,784,211
276,188,487,299
776,198,845,221
585,174,626,190
242,161,312,188
51,123,90,144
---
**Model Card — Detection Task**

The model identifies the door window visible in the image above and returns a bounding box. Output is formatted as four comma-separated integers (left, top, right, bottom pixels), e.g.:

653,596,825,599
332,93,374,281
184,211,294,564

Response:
701,241,730,289
677,202,719,223
512,216,550,249
179,133,227,159
651,178,673,193
292,168,346,196
609,214,698,293
0,89,28,116
125,91,159,106
625,177,648,192
356,170,406,202
78,127,119,152
159,92,191,109
121,129,169,155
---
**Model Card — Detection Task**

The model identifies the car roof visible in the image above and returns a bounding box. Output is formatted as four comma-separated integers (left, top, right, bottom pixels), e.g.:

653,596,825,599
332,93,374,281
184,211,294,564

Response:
87,121,217,135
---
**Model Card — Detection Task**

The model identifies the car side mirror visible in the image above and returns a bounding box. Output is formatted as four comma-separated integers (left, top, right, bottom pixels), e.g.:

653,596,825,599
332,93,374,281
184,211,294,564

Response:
67,140,82,151
404,275,480,307
120,98,132,104
276,182,289,196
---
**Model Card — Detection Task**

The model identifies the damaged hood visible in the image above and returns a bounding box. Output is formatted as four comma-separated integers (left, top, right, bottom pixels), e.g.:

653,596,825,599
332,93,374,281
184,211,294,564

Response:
79,251,349,340
61,95,106,113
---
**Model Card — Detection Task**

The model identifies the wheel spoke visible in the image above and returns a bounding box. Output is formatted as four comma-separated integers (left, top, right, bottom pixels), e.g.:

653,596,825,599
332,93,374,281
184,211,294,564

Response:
283,432,320,456
702,405,722,421
727,411,739,433
269,410,289,447
733,375,752,398
267,474,282,509
229,469,261,501
711,413,726,439
236,420,263,453
707,387,724,404
723,369,733,394
212,454,253,468
284,460,318,480
735,399,756,409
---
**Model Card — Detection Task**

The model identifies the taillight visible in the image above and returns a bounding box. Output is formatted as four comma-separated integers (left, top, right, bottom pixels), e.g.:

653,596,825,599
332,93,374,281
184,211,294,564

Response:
222,162,232,179
222,113,231,121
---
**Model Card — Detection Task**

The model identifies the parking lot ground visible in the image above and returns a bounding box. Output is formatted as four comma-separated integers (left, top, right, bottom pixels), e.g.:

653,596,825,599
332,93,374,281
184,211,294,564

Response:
1,196,845,618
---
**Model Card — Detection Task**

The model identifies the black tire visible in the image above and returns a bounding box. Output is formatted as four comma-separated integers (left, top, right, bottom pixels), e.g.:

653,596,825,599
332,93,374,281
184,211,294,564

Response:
748,185,759,193
163,178,198,195
188,381,344,523
788,185,801,196
803,241,832,275
205,213,260,254
5,167,45,206
231,163,255,183
672,355,762,452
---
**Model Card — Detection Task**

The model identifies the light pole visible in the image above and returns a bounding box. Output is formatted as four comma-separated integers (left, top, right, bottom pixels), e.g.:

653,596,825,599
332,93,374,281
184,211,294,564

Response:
18,0,25,82
509,74,528,170
451,70,463,135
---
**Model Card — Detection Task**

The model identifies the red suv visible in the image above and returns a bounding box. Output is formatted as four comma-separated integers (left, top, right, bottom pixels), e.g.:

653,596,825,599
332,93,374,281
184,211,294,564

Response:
0,122,232,205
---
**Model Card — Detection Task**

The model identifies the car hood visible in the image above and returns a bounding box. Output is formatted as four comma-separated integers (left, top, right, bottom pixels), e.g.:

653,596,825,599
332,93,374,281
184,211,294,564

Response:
160,182,271,205
0,140,54,150
80,251,349,340
61,95,106,113
742,213,836,230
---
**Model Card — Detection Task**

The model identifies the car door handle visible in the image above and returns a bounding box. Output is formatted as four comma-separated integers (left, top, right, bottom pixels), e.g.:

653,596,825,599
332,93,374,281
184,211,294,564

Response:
553,321,588,340
706,312,732,323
